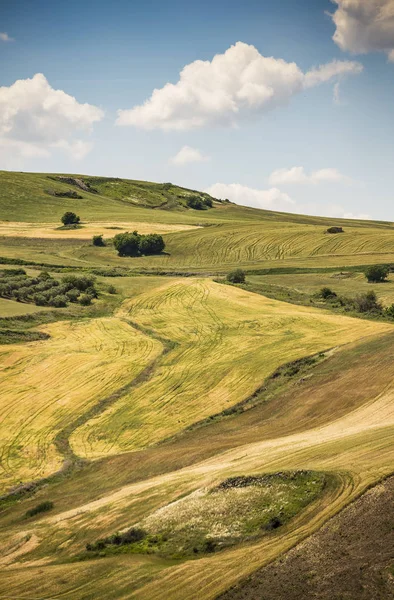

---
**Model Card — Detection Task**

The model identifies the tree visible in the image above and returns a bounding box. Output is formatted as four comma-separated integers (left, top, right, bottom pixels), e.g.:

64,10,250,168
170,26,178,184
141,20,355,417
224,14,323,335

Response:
365,264,389,283
187,196,206,210
226,269,246,284
319,287,337,300
113,232,140,256
61,212,80,226
354,291,382,313
326,226,344,234
92,234,105,246
138,234,165,255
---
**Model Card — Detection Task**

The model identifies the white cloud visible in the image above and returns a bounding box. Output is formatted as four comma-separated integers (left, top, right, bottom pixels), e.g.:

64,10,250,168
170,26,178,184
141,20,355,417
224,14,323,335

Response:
116,42,362,131
205,183,370,219
170,145,209,166
0,73,104,160
0,32,14,42
330,0,394,60
268,166,352,186
205,183,295,210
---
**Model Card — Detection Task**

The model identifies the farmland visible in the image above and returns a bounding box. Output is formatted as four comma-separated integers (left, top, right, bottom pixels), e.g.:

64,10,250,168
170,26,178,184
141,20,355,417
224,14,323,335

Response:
0,170,393,600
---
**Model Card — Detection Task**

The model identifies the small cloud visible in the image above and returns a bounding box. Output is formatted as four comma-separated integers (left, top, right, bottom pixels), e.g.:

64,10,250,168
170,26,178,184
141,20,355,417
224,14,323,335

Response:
268,166,353,186
0,32,14,42
170,145,209,166
204,183,294,210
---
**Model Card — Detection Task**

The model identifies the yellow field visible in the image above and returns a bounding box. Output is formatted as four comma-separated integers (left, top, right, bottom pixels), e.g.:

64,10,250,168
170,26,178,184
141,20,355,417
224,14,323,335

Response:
70,279,390,459
0,318,161,490
0,220,198,240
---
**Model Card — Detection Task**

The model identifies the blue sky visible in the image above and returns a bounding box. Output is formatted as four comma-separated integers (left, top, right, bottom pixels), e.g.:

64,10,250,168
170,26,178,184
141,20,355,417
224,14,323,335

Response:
1,0,394,219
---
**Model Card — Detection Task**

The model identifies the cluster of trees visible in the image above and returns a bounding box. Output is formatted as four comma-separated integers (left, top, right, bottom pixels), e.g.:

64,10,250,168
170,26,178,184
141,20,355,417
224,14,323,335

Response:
186,195,213,210
113,231,165,257
317,286,394,317
0,269,98,308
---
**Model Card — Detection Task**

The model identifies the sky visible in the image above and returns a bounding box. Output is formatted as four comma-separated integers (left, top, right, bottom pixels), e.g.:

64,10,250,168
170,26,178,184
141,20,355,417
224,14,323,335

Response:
1,0,394,220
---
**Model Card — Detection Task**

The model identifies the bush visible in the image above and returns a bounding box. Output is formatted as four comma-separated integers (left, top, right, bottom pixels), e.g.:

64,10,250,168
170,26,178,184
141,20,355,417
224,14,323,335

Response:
25,501,54,518
187,196,209,210
113,232,140,256
138,234,165,255
354,291,382,313
61,275,96,291
385,304,394,319
326,226,344,234
107,285,117,294
61,212,80,226
365,264,389,283
92,235,105,247
319,287,337,300
66,288,80,302
33,293,47,306
79,293,92,306
50,295,68,308
226,269,246,284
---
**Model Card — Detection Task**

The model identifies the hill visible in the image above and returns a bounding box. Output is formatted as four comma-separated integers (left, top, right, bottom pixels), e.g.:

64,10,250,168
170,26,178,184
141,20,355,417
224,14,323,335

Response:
0,169,393,600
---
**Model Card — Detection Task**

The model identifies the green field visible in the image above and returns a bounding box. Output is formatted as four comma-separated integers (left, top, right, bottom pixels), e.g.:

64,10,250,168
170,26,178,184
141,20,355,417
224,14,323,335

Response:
0,170,394,600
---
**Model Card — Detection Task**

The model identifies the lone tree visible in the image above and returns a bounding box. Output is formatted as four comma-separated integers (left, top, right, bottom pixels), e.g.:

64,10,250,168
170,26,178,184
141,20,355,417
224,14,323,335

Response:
326,226,344,234
61,211,80,226
92,234,105,246
226,269,246,284
365,264,389,283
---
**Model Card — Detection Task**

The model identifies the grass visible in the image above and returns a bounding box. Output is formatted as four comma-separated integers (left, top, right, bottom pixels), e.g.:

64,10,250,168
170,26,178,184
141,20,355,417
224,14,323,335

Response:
69,278,389,459
0,316,162,491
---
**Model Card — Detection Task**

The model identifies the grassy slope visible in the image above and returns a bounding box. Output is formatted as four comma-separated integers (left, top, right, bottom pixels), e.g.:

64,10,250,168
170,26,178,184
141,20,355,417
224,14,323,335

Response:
0,317,161,490
70,278,390,459
1,170,394,599
1,329,394,598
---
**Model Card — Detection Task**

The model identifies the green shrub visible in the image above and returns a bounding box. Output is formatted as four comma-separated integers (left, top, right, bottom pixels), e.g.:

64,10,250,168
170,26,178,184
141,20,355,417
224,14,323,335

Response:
79,293,92,306
113,232,140,256
92,235,105,247
354,291,382,313
187,196,209,210
107,285,117,294
385,304,394,319
319,287,337,300
138,234,165,255
326,226,344,234
33,293,47,306
66,289,80,302
25,501,54,518
61,212,80,226
50,295,68,308
226,269,246,284
365,265,389,283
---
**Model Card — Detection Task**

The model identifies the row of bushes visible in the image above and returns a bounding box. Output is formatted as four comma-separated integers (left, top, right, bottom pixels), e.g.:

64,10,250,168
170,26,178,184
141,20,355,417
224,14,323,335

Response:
0,270,98,308
86,527,147,552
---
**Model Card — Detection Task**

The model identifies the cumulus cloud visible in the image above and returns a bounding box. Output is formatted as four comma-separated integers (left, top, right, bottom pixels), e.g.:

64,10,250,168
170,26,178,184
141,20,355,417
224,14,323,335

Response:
0,73,104,159
330,0,394,60
268,166,352,186
116,42,362,131
204,183,295,210
0,32,14,42
170,145,209,166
